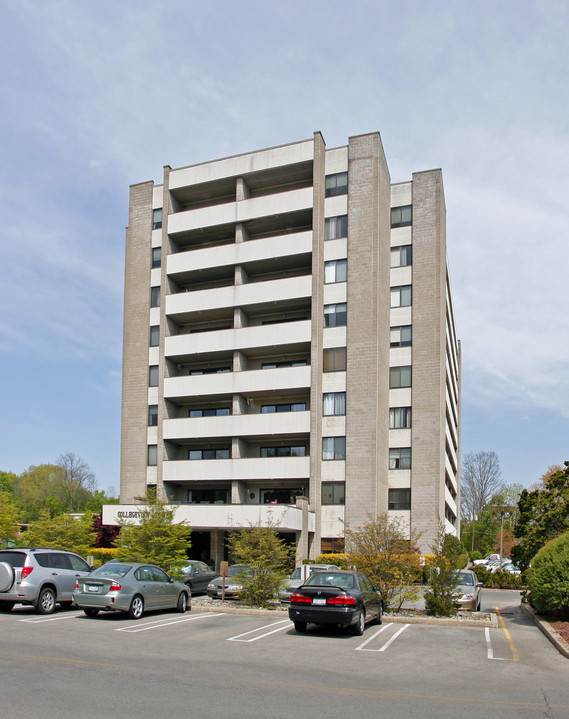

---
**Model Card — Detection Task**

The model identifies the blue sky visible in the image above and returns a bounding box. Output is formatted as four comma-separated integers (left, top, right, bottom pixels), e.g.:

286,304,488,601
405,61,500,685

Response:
1,0,567,497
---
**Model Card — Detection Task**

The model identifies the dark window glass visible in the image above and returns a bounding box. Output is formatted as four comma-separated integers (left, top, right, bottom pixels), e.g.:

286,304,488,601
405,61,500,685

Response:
324,215,348,240
390,366,412,389
150,286,160,308
390,285,412,308
149,365,159,387
321,482,345,504
389,447,411,469
389,407,412,429
325,172,348,197
323,347,347,372
148,445,157,466
390,245,412,267
324,303,347,327
390,205,412,228
322,437,346,460
390,326,412,348
388,488,411,510
148,405,158,426
152,247,162,268
152,208,163,230
150,325,159,346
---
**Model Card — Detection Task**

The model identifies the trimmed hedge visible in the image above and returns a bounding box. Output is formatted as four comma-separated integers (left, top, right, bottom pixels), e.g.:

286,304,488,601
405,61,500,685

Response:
527,530,569,618
472,565,524,589
85,547,119,566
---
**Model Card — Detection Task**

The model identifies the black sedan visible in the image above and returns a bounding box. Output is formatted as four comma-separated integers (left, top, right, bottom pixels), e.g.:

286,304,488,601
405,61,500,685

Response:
288,569,382,635
179,561,218,595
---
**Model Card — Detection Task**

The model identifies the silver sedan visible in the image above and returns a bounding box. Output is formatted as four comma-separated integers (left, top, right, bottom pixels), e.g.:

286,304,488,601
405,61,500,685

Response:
73,562,191,619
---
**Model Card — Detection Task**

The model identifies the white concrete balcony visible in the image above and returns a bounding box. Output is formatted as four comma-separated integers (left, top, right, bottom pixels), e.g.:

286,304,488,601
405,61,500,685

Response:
164,365,311,401
166,275,312,319
103,502,315,533
165,320,312,359
163,410,310,440
163,456,310,482
168,187,313,236
167,231,313,277
168,140,314,190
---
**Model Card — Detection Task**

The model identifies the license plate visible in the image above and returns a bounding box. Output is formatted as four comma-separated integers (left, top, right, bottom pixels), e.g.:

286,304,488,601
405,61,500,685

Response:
87,585,99,593
313,598,326,605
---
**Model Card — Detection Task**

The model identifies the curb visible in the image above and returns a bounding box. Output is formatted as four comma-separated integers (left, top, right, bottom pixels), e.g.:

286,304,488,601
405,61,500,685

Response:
191,601,497,628
520,603,569,659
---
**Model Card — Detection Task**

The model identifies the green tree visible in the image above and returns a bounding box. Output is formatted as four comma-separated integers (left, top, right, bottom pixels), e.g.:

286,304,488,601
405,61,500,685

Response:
0,491,21,548
13,464,67,521
344,513,421,610
0,471,17,493
114,490,191,574
227,520,294,607
53,452,96,512
23,510,95,557
512,462,569,570
424,525,460,617
527,530,569,618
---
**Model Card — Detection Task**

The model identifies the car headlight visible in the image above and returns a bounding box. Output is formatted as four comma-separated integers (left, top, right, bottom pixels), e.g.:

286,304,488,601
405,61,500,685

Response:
461,593,474,601
226,584,241,591
207,583,216,590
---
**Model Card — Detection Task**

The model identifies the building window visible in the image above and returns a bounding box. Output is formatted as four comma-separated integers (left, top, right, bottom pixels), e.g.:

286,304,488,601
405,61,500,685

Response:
389,447,411,469
148,405,158,426
147,445,157,466
189,366,231,375
390,285,412,308
152,208,163,230
389,407,412,429
152,247,161,269
323,392,346,416
150,325,159,346
261,360,307,369
388,488,411,510
188,448,230,460
260,446,306,457
188,488,229,504
390,245,412,268
150,286,160,308
321,537,345,553
325,215,348,240
390,325,412,347
261,488,305,504
324,259,347,284
261,402,307,413
189,407,230,417
149,365,159,387
323,347,347,372
325,172,348,197
391,205,412,228
322,436,346,460
390,366,412,389
324,303,347,327
322,482,345,505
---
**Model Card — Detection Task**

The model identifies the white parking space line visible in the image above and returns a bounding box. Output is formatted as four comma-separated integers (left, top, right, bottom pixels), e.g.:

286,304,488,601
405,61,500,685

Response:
117,612,227,633
356,623,410,652
227,619,292,642
20,612,84,623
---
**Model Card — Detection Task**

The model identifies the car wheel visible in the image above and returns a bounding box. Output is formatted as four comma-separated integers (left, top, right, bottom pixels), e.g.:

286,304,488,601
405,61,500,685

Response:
177,592,188,613
294,621,307,633
373,603,382,625
35,587,56,615
128,595,144,620
353,610,365,636
0,600,15,612
84,608,99,618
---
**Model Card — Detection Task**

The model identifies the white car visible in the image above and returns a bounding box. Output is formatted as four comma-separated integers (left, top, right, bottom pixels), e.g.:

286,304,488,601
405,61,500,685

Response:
472,553,500,566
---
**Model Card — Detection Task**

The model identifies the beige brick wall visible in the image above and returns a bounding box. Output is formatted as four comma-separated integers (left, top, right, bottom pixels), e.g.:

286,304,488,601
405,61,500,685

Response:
120,181,154,503
409,169,447,551
344,133,391,535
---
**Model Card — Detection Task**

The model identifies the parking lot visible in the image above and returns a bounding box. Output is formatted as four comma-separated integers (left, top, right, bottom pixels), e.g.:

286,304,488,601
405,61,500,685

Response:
1,590,568,719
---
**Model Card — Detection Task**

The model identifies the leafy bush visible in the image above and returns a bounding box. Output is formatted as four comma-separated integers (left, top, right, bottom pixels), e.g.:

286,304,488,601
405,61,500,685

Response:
473,566,524,589
22,510,95,557
315,553,349,568
527,530,569,618
424,527,459,616
470,550,482,562
227,521,294,607
86,547,119,566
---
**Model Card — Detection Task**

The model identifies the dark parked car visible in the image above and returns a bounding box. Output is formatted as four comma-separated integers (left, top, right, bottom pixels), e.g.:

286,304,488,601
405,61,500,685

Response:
179,561,217,594
278,564,340,603
288,569,382,635
73,562,190,619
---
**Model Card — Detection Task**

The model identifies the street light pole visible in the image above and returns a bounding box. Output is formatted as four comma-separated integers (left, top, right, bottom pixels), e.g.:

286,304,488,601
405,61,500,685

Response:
489,504,516,567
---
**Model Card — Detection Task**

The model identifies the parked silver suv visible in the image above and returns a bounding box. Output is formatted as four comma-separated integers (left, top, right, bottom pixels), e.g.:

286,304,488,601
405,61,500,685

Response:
0,547,92,614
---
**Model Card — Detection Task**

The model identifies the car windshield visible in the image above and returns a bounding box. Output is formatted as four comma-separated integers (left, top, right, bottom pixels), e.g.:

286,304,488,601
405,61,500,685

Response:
92,563,132,579
227,566,253,577
456,572,474,585
304,573,354,589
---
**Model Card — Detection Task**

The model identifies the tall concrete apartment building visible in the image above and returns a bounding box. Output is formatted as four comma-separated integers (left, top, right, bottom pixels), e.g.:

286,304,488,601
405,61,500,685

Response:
112,131,461,563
